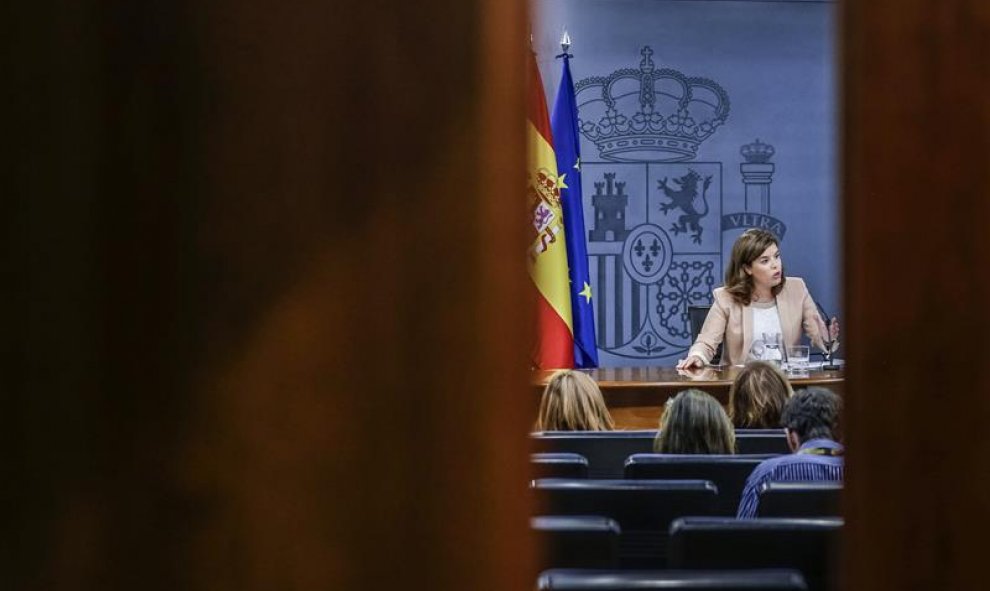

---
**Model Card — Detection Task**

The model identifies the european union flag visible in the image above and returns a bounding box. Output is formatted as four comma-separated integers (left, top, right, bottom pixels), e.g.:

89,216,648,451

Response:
552,49,599,368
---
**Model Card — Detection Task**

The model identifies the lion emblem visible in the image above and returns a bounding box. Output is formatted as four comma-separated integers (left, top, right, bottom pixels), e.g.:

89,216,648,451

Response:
658,169,713,244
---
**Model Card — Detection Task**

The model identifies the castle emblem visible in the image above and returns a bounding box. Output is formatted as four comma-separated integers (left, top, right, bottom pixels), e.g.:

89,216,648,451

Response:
590,173,630,242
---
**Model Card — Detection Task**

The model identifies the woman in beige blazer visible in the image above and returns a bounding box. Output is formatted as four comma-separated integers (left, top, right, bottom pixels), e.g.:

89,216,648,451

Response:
678,229,836,368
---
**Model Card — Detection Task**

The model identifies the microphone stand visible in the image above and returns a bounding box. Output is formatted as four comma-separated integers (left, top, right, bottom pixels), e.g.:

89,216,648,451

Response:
815,301,841,371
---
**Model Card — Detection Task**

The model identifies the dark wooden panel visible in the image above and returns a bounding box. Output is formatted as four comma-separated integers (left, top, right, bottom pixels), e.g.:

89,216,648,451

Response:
843,0,990,588
6,0,533,589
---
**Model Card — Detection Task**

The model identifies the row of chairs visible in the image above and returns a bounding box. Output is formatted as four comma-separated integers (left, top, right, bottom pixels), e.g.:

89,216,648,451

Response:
533,461,841,517
532,430,790,478
532,433,840,589
533,479,841,569
534,516,842,591
533,453,782,515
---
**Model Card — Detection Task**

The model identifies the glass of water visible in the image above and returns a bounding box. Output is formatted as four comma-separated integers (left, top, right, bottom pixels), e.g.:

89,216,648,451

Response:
762,332,783,366
787,345,810,371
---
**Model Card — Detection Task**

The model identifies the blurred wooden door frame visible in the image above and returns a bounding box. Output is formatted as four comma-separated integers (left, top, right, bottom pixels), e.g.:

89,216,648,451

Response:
843,0,990,588
7,0,535,589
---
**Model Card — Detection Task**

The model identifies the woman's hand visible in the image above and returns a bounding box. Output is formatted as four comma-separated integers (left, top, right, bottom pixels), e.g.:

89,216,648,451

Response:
827,317,840,354
828,317,840,342
815,315,840,355
676,355,706,370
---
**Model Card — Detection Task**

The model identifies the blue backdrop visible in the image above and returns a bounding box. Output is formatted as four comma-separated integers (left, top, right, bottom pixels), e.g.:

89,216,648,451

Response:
534,0,838,367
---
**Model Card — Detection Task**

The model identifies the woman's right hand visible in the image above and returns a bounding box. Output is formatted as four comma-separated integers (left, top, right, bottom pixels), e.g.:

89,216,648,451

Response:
676,355,706,370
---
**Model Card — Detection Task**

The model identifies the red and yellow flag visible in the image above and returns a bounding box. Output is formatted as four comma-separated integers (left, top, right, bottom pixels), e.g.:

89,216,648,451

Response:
527,52,574,369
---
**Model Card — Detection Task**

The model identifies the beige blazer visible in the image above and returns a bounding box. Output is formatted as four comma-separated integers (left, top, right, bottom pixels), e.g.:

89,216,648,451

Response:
688,277,827,366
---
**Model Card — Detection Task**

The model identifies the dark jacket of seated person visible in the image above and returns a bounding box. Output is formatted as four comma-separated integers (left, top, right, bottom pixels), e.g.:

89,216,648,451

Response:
737,387,843,518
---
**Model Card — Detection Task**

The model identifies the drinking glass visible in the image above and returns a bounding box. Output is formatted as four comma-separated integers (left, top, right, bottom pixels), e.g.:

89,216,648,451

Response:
787,345,810,371
762,332,783,366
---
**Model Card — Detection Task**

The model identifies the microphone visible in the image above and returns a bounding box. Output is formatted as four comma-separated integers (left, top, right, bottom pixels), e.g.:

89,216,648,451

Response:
814,298,840,370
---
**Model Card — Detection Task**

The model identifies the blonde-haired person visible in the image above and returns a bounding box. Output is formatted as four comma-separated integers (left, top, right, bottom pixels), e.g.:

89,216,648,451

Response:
728,361,794,429
654,389,735,454
677,228,838,369
535,370,615,431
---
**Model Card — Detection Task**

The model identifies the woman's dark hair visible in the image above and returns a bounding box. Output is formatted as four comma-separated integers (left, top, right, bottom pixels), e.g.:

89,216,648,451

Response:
654,389,735,454
724,229,785,305
728,361,793,429
781,387,842,443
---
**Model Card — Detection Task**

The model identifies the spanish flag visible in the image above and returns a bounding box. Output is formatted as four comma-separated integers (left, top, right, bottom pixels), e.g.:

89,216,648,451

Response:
527,52,574,369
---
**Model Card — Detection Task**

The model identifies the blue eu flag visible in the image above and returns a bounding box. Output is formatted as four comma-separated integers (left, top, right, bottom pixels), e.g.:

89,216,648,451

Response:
551,51,599,368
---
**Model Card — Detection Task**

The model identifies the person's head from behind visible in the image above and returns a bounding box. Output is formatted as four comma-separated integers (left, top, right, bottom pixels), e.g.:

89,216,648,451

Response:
654,389,735,454
536,370,614,431
781,387,841,451
724,228,785,305
728,361,794,429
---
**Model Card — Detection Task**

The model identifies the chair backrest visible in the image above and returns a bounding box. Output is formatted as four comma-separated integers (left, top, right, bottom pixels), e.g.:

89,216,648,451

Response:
735,429,791,454
532,453,590,479
757,482,842,518
668,517,843,591
533,478,718,568
531,516,620,569
688,305,722,364
537,568,809,590
531,431,657,478
624,454,777,515
531,431,790,476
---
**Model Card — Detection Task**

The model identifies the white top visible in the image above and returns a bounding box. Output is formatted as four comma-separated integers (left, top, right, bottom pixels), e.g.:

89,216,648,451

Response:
750,302,783,361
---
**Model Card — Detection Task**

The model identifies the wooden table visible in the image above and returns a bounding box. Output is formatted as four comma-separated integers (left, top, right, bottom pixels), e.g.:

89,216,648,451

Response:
532,366,845,429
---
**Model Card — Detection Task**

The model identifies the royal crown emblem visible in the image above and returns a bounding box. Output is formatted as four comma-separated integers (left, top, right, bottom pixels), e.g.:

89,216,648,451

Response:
575,46,730,162
740,138,775,163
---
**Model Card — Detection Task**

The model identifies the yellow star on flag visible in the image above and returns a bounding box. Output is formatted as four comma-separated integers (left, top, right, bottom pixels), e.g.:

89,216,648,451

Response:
578,282,593,304
557,173,568,190
574,158,581,171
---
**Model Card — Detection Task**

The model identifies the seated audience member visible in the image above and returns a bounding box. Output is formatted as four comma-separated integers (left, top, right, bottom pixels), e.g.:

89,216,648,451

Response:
654,389,735,454
535,370,615,431
728,361,794,429
737,387,843,518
